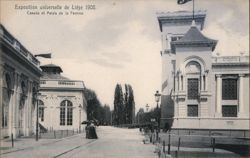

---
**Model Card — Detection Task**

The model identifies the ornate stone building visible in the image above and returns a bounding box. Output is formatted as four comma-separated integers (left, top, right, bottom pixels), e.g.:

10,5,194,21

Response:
39,64,87,131
1,24,88,138
157,11,249,130
0,24,42,138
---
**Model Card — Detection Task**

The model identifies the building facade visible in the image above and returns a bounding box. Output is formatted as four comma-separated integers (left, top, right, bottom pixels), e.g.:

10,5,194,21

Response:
39,64,87,131
0,25,42,138
158,11,250,130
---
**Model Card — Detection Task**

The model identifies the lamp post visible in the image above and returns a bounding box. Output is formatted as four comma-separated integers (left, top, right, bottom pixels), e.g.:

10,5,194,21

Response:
78,104,82,131
36,92,41,141
34,53,52,141
145,104,149,112
155,90,161,109
154,90,161,141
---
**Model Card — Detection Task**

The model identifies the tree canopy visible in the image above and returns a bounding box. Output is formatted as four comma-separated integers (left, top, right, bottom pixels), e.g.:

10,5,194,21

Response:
83,88,111,125
113,84,135,125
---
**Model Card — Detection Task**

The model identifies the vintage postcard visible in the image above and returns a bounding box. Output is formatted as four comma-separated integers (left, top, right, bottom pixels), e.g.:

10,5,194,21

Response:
0,0,249,157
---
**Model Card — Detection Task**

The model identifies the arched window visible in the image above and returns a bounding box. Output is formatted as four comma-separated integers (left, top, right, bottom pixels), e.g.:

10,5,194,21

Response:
185,61,202,100
38,100,44,122
60,100,73,126
185,61,202,117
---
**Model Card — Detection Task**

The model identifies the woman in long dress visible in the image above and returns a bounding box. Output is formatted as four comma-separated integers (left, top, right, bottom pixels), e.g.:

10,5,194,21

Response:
88,123,98,139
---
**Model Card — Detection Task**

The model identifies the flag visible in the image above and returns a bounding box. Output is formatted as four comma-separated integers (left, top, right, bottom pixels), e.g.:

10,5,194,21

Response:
177,0,192,4
34,53,52,58
161,79,168,91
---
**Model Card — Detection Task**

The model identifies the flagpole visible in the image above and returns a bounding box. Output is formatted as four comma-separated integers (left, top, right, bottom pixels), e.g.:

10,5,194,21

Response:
192,0,195,20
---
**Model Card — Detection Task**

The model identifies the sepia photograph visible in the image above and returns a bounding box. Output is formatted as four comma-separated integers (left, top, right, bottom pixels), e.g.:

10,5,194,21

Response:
0,0,249,157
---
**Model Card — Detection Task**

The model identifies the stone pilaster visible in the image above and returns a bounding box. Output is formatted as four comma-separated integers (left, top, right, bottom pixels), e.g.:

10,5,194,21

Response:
178,75,181,91
216,74,222,117
238,74,245,117
0,65,3,136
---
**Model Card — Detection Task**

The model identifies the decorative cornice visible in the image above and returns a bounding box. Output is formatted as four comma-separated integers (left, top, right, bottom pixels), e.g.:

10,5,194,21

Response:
39,87,84,91
1,24,42,76
212,62,249,66
157,10,206,32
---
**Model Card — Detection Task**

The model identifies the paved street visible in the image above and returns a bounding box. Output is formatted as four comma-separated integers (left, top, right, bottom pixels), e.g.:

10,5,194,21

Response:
1,126,157,158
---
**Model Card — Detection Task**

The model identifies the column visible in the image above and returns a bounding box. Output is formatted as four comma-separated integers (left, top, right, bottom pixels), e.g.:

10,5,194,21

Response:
201,74,204,91
178,75,181,91
25,80,32,136
216,74,222,117
0,68,2,133
175,75,178,92
238,74,245,117
181,75,184,91
183,75,186,91
12,73,18,138
205,75,207,91
8,90,14,137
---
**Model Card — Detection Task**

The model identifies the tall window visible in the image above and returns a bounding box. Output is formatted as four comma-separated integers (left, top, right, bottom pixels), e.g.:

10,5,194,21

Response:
185,61,201,100
38,100,44,122
222,79,238,100
60,100,73,126
188,78,199,99
60,102,66,125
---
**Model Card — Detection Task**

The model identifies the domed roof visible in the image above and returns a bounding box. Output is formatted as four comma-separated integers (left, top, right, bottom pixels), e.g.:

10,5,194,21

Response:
40,64,63,73
40,64,69,80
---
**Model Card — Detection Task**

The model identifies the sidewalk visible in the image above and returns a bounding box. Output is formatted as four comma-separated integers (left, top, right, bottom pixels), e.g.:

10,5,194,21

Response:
0,133,83,155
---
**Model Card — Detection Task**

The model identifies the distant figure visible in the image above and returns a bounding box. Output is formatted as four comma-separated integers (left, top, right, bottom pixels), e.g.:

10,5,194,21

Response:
87,122,98,139
85,122,90,138
164,123,170,132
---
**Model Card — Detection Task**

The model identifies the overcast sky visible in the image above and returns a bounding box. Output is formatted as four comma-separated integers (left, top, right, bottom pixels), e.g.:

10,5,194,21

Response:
1,0,249,112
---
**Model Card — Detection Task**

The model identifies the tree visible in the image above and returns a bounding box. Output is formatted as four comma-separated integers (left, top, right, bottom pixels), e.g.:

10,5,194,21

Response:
83,88,103,123
124,84,129,124
124,84,135,124
113,84,124,125
135,108,144,124
113,84,135,125
103,104,112,125
135,107,160,127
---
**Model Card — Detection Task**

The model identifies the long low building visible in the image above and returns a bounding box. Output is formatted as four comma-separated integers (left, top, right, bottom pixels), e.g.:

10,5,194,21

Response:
0,24,42,138
157,11,249,130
